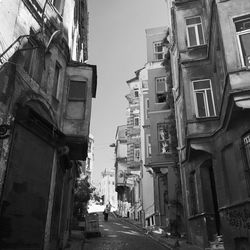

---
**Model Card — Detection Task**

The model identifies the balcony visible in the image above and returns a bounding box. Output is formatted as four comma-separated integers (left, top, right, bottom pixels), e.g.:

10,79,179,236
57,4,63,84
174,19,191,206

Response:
63,62,97,160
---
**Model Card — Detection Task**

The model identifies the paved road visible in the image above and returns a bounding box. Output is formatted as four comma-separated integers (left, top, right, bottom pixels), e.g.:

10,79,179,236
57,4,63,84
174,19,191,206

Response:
83,212,169,250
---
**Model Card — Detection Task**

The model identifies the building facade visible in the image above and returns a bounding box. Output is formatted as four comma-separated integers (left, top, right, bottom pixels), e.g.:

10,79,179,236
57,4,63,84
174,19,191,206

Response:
114,125,131,217
145,26,183,234
0,0,97,249
166,0,250,248
100,168,117,209
138,67,156,227
126,73,143,221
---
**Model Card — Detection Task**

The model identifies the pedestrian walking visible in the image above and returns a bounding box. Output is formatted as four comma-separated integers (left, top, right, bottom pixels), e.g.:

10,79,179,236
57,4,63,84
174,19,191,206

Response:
103,205,109,221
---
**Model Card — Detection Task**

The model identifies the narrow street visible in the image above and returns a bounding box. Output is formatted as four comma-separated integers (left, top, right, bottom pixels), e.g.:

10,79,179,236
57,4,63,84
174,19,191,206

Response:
83,212,169,250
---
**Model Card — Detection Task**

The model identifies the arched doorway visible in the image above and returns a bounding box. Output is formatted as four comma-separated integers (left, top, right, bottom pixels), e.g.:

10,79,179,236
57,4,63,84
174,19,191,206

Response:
0,100,59,249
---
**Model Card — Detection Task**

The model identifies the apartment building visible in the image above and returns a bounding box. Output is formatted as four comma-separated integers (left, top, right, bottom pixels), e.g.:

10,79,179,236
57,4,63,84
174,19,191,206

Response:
137,67,156,227
145,26,183,234
114,125,131,217
166,0,250,248
0,1,97,249
125,73,143,221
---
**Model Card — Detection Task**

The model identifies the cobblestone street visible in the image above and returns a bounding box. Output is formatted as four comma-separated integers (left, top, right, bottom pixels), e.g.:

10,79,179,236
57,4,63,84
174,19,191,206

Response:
82,213,169,250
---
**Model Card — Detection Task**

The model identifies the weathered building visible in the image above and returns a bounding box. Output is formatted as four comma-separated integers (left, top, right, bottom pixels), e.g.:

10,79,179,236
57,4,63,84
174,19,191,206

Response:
145,26,182,234
166,0,250,248
0,0,97,249
114,125,131,217
138,67,156,227
126,73,143,221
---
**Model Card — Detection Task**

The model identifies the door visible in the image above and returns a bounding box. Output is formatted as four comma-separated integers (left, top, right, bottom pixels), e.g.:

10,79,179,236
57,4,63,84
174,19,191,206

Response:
0,124,54,249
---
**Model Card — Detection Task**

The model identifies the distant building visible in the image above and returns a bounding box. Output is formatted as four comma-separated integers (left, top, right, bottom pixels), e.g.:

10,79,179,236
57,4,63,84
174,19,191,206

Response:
114,125,130,217
137,67,156,227
100,168,117,209
126,73,143,221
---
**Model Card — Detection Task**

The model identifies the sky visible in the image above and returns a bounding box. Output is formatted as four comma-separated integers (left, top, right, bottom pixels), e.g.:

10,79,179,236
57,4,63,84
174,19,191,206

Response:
87,0,168,185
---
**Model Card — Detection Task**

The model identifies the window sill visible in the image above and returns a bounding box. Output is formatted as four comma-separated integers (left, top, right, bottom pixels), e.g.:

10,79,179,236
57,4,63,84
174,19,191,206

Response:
188,212,215,220
187,44,207,50
191,115,219,122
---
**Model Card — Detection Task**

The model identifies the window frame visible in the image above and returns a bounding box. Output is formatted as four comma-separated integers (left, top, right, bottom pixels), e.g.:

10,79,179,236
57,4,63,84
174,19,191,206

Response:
153,41,164,61
134,148,140,162
52,62,61,100
192,79,216,118
23,39,44,84
157,123,170,154
155,77,167,103
146,134,152,157
234,15,250,67
185,16,205,48
66,80,87,119
134,116,139,127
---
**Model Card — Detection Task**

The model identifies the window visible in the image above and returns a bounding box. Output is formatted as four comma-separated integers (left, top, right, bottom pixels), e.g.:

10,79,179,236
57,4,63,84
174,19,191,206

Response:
134,148,140,162
66,81,87,119
23,40,44,84
156,77,167,103
146,134,152,157
234,15,250,67
134,116,139,127
157,123,170,154
189,171,199,216
186,16,205,47
145,98,150,119
53,62,61,99
154,42,164,61
192,79,216,118
134,90,139,98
